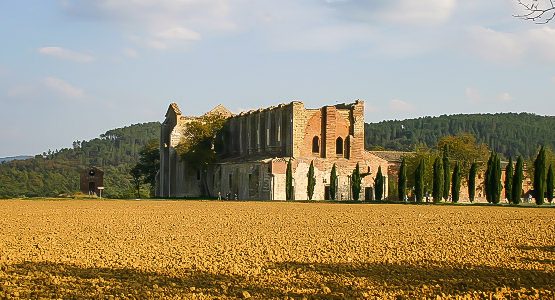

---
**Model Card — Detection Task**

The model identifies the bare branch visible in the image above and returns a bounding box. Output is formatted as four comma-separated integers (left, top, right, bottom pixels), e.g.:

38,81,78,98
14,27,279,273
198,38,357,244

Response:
514,0,555,24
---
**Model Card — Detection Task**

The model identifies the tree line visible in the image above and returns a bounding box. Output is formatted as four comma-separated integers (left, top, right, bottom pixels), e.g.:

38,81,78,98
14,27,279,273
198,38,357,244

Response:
365,113,555,160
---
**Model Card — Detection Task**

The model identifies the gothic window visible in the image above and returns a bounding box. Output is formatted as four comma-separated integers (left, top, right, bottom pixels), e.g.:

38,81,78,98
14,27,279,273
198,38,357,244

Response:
336,137,343,155
312,136,320,154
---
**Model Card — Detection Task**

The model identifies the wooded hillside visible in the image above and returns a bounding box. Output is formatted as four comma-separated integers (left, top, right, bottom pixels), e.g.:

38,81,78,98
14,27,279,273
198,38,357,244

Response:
0,122,160,198
364,113,555,159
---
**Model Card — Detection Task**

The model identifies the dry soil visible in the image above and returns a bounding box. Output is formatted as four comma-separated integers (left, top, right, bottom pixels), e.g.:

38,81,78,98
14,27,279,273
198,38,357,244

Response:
0,200,553,299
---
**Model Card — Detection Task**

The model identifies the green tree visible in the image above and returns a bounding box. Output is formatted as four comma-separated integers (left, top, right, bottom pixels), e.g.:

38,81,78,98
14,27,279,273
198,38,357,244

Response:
307,160,316,200
490,152,502,204
352,163,362,201
432,157,443,203
437,133,489,180
533,146,546,205
131,140,160,197
177,114,226,197
485,153,493,203
375,166,384,201
547,164,554,204
442,145,450,200
286,159,293,201
468,162,478,203
504,157,513,203
415,159,424,202
451,162,461,203
130,166,142,198
405,145,437,192
330,163,337,200
398,158,407,201
512,156,524,204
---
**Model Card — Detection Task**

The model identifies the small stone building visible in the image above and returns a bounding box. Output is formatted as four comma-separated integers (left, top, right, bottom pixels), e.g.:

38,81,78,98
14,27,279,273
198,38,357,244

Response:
156,100,390,200
80,167,104,196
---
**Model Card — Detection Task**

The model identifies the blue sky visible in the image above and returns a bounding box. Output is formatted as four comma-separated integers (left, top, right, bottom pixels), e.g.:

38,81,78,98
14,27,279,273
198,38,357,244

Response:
1,0,554,157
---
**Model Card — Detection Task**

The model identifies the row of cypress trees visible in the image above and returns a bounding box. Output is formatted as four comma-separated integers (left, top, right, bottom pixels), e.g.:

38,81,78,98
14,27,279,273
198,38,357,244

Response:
286,146,554,203
395,146,554,204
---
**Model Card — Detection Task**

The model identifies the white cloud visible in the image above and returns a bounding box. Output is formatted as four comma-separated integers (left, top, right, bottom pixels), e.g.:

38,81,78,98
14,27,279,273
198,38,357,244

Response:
38,47,94,63
465,27,525,63
497,92,513,102
465,26,555,63
156,27,201,41
526,26,555,61
43,77,84,98
389,99,414,112
61,0,232,50
269,24,374,52
465,87,481,103
122,48,139,58
380,0,456,25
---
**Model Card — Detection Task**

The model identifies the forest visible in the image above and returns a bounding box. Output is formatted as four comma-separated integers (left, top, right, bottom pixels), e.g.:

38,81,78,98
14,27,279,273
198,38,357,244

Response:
365,112,555,159
0,122,160,198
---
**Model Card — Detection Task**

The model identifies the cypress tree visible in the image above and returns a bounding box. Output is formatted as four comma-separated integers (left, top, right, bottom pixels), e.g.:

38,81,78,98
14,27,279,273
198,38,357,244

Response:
452,162,461,203
375,166,384,201
286,159,293,201
352,163,362,201
398,158,407,202
485,152,493,203
512,156,524,204
330,163,337,201
307,160,316,200
547,164,554,204
533,146,546,205
442,146,450,200
492,153,502,204
432,157,443,203
415,159,424,203
468,162,478,203
504,157,513,203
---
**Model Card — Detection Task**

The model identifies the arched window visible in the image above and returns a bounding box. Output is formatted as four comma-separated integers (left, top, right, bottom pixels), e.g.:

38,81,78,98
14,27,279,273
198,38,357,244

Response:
336,137,343,155
312,136,320,153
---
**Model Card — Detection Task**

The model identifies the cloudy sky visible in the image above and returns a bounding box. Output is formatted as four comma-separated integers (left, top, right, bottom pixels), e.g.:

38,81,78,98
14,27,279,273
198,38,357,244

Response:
1,0,554,157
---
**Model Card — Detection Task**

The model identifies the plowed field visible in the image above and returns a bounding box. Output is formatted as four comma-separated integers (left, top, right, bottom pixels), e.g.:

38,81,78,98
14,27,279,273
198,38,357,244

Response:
0,200,553,299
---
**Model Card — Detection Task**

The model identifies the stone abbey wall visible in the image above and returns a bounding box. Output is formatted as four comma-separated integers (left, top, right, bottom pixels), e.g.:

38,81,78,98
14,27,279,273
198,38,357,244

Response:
157,100,391,200
218,104,293,159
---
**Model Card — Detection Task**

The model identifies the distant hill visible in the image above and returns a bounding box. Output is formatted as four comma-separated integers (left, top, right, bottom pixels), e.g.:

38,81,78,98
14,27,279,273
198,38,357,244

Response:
0,122,160,198
364,113,555,158
0,156,32,163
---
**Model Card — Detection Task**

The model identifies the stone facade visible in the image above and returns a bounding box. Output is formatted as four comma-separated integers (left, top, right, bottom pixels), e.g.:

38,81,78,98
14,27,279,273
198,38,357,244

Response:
156,100,390,200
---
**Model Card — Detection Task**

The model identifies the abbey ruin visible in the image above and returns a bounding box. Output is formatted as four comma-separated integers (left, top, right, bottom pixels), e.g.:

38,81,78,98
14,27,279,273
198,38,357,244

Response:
156,100,390,200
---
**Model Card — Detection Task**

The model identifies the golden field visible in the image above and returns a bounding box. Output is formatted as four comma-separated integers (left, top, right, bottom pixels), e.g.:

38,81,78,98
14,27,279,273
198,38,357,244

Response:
0,200,553,299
